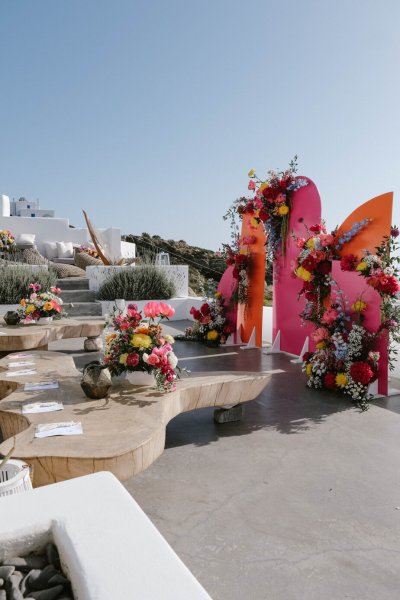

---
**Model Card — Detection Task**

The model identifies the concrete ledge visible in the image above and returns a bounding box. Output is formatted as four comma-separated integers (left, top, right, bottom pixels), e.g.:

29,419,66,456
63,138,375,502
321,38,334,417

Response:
0,472,211,599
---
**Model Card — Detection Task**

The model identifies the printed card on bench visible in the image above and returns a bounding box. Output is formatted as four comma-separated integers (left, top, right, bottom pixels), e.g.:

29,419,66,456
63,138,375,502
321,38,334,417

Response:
35,421,82,438
6,369,37,377
22,401,64,414
24,380,59,391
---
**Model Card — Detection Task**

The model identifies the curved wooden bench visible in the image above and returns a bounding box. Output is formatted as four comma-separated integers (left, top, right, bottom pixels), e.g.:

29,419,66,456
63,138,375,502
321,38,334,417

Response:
0,351,271,487
0,317,104,355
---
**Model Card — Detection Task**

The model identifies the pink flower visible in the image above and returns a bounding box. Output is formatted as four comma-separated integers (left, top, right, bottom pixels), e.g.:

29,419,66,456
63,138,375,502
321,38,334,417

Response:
159,302,175,318
296,237,306,248
146,353,160,366
50,287,61,294
248,180,256,191
321,308,338,324
311,327,330,344
119,320,130,331
144,301,162,318
201,315,211,325
319,234,335,247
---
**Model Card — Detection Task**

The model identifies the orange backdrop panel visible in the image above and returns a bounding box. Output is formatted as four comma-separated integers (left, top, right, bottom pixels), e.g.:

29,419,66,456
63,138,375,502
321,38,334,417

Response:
336,192,393,258
236,213,266,346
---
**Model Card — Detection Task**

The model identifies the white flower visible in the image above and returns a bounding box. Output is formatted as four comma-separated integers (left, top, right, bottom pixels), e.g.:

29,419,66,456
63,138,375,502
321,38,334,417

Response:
167,352,178,369
143,353,149,363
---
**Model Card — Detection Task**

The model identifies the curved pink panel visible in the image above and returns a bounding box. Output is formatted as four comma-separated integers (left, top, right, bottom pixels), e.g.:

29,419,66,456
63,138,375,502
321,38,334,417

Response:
273,177,322,354
217,266,238,329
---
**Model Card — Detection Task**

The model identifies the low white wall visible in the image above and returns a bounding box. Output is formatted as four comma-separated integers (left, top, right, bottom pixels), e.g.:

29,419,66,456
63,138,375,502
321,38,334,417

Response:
0,304,19,315
100,297,202,320
88,265,189,297
262,306,273,344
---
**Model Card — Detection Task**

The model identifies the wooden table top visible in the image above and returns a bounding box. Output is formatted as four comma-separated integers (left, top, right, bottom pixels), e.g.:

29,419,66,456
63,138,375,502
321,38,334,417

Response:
0,318,104,352
0,351,272,487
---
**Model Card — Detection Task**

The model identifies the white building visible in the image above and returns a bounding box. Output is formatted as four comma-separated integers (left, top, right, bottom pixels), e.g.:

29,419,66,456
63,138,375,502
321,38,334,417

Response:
0,194,135,262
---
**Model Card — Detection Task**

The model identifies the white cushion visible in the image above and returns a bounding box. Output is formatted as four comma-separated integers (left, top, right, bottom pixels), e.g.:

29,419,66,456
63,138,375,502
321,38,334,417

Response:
15,233,36,245
56,241,74,259
42,241,58,259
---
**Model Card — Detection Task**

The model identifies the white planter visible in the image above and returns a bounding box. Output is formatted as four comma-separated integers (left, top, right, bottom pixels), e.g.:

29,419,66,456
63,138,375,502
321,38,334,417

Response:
113,371,155,386
36,316,53,325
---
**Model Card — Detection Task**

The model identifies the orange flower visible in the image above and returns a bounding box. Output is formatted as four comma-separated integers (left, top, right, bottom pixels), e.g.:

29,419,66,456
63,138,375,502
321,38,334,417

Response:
136,327,149,334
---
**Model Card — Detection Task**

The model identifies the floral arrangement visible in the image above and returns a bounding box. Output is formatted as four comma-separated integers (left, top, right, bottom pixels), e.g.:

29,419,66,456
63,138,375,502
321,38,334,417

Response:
294,222,400,409
78,244,98,258
103,301,181,392
222,236,255,305
18,283,64,323
0,229,15,251
186,291,236,347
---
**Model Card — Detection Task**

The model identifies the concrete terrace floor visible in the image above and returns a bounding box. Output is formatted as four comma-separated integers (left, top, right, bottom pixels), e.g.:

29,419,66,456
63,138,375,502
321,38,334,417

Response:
48,324,400,600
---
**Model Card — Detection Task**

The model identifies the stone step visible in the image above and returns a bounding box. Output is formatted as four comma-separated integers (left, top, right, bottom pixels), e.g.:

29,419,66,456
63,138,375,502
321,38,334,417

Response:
57,278,90,290
64,302,102,317
60,289,96,303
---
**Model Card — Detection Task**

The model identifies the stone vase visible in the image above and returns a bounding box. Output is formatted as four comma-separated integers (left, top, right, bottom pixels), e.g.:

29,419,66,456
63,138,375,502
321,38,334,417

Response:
3,311,20,326
81,361,112,399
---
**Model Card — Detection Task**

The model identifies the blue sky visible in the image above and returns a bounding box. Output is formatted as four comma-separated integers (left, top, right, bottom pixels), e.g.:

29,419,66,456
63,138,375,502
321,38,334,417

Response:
1,0,400,249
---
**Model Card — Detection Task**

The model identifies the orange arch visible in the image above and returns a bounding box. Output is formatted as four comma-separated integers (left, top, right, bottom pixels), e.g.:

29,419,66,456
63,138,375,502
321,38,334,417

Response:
336,192,393,257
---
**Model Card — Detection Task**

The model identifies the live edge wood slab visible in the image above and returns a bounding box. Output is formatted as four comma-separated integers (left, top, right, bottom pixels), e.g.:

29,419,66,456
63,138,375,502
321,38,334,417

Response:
0,351,271,487
0,317,105,355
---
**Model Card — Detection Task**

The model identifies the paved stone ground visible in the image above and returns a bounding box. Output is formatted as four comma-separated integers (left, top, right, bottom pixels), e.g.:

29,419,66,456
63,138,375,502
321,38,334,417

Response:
47,329,400,599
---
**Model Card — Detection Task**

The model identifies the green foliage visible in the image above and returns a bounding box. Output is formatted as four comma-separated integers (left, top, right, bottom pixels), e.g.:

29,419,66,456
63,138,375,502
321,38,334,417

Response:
0,266,57,304
97,266,176,301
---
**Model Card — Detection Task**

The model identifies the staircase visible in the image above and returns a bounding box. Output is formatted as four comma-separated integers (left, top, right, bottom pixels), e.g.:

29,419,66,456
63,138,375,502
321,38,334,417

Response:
57,278,102,317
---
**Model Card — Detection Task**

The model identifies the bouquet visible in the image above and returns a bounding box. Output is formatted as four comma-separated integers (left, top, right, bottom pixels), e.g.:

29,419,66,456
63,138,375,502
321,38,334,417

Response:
18,283,64,323
186,289,235,347
0,229,15,251
103,301,182,392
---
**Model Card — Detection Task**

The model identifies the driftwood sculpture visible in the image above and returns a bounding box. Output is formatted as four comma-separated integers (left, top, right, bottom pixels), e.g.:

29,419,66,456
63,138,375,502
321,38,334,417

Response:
82,209,124,265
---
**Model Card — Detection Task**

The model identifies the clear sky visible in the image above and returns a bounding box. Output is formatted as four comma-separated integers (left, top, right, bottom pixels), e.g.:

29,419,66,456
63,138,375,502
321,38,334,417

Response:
1,0,400,250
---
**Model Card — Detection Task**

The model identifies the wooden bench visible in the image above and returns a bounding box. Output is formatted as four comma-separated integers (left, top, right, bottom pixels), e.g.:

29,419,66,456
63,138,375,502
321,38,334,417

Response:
0,351,271,487
0,317,104,355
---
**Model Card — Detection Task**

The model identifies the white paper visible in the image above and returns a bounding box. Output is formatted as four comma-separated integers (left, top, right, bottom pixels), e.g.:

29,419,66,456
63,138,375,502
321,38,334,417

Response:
7,361,36,368
22,401,64,414
24,380,59,391
0,332,6,335
35,421,82,438
9,353,34,359
6,369,37,377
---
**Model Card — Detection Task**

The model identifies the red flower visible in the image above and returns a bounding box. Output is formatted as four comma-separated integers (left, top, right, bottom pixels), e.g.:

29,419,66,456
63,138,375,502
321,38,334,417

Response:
200,303,210,315
310,224,324,234
340,254,358,272
349,361,374,385
316,260,331,275
223,322,235,334
190,307,202,321
302,256,317,271
368,274,400,296
302,352,312,362
305,291,317,302
391,227,399,238
258,209,270,221
127,353,139,367
323,372,337,390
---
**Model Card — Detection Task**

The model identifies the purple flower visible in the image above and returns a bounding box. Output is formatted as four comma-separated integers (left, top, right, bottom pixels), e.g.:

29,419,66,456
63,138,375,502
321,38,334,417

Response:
391,227,399,238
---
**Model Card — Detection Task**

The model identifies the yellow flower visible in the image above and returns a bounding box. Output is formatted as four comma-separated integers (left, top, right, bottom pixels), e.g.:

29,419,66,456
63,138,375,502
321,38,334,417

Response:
43,302,53,312
119,353,128,365
164,334,175,344
105,333,117,343
295,266,313,282
352,300,367,312
306,238,315,249
206,330,219,341
250,217,259,227
259,182,268,191
277,204,289,216
214,291,222,299
316,341,326,350
335,373,348,387
25,304,35,314
356,261,368,271
131,333,152,348
306,363,313,377
247,168,255,178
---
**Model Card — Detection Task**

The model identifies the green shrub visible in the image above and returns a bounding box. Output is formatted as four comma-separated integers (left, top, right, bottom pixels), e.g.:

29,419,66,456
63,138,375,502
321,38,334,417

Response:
97,266,176,301
0,266,57,304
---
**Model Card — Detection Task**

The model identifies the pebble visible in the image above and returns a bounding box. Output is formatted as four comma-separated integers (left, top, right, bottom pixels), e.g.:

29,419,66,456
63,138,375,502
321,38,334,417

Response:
0,544,74,599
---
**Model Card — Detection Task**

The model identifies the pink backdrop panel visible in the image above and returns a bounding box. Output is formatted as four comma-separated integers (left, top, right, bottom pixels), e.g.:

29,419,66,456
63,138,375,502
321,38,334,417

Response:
273,177,322,355
217,265,238,330
331,262,388,395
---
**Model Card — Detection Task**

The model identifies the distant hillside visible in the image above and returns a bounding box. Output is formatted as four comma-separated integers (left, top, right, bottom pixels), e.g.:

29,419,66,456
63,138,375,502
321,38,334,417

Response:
122,233,226,294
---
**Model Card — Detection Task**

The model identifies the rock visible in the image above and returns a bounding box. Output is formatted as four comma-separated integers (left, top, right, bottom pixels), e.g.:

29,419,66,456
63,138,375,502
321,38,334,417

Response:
214,403,244,423
29,584,65,599
0,590,6,600
84,336,103,352
48,574,69,586
3,556,47,571
29,565,58,590
0,579,3,588
0,565,15,580
45,544,60,570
